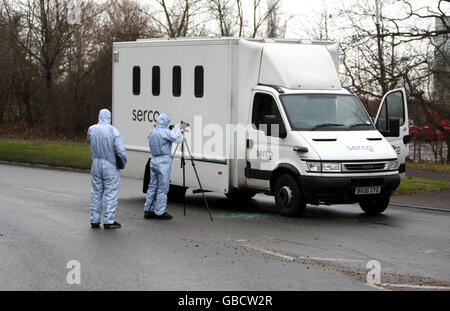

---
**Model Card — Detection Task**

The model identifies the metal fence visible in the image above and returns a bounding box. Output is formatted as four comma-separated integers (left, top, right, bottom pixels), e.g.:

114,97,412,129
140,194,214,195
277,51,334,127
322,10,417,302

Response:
409,133,448,162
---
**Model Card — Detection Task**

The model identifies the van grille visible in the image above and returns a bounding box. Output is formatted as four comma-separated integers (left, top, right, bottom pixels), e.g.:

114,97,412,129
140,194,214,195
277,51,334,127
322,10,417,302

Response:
343,162,388,172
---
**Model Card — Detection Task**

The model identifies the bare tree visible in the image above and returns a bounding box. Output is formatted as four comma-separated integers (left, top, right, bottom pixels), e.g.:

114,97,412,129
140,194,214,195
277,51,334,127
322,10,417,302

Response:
105,0,157,41
150,0,204,38
250,0,280,38
0,1,40,128
266,0,285,38
236,0,244,36
2,0,76,130
61,0,106,131
0,7,9,125
208,0,235,36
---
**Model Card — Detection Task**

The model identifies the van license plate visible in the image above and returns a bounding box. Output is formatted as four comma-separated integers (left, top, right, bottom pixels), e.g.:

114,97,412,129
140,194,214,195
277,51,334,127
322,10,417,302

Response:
355,186,381,195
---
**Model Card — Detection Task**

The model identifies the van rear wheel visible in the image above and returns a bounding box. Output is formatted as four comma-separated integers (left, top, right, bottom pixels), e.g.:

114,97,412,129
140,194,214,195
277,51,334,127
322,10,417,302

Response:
274,174,306,216
359,196,390,215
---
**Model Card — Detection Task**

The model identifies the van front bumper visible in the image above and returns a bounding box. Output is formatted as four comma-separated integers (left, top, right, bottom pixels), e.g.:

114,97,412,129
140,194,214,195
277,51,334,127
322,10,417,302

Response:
299,174,400,204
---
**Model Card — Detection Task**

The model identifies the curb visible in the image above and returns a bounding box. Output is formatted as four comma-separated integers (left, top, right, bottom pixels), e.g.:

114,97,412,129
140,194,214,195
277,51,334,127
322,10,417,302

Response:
0,160,90,174
390,203,450,213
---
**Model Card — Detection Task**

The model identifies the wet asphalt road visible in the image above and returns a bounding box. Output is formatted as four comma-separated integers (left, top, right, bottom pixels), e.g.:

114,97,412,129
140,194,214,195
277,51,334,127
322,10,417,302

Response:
0,163,449,291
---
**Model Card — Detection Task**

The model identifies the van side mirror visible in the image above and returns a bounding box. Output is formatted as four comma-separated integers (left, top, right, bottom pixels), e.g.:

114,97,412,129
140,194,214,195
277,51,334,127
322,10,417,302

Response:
263,115,287,138
387,117,400,137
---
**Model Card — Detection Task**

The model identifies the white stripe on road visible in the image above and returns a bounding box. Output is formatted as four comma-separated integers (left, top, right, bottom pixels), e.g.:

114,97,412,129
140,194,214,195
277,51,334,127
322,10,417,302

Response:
243,244,365,263
381,283,450,290
14,185,75,198
245,245,296,261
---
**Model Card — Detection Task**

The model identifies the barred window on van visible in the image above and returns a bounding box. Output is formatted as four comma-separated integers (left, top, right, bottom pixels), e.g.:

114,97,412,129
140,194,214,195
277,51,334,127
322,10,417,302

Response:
152,66,160,96
132,66,141,95
194,66,204,98
172,66,181,97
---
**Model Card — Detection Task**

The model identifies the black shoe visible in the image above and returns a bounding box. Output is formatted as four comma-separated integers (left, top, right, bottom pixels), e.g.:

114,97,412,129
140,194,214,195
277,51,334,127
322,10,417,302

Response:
144,211,156,219
104,221,121,229
91,223,100,228
155,212,173,220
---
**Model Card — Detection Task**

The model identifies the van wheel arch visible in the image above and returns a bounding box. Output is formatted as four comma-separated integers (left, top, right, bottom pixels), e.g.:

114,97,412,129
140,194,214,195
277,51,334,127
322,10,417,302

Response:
270,164,302,194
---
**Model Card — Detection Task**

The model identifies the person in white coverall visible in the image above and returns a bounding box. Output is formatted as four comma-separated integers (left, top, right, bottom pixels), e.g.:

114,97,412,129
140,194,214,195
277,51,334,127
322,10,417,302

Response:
144,113,183,220
87,109,127,229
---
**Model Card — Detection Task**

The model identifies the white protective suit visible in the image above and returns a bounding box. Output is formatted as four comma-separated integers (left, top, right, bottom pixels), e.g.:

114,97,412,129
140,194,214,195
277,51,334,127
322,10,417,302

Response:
87,109,127,225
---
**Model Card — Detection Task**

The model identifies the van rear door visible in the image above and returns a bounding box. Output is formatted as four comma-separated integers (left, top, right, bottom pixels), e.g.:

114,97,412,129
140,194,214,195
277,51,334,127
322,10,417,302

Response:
374,88,409,175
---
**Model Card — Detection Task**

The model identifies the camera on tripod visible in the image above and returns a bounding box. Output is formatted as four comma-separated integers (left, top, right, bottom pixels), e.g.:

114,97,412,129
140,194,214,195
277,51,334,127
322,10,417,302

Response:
169,121,190,131
180,121,190,130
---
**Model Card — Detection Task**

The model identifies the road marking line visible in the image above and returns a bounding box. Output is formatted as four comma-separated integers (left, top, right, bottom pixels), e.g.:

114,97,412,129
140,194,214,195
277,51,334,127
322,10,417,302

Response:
243,244,365,263
381,283,450,290
245,245,296,261
15,186,74,198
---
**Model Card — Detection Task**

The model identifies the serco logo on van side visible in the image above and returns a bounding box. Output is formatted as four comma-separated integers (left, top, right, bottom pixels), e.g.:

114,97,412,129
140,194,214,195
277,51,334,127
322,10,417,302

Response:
257,150,274,160
132,109,160,123
346,145,374,152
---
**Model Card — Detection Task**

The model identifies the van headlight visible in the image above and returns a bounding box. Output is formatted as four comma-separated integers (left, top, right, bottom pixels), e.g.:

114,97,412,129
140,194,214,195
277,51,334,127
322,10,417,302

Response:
322,162,342,172
306,161,342,172
389,160,400,170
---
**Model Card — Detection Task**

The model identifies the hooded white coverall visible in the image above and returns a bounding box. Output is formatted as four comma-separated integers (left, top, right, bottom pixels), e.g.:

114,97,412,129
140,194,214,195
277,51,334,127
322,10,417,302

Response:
87,109,127,225
144,113,183,215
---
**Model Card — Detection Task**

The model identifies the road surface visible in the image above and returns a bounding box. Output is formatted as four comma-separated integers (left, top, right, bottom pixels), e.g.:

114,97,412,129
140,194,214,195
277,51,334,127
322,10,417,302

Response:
0,163,449,290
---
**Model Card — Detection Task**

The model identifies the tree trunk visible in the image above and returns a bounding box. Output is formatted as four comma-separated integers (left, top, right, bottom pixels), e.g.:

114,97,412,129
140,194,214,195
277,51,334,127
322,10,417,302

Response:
45,69,59,131
0,101,4,126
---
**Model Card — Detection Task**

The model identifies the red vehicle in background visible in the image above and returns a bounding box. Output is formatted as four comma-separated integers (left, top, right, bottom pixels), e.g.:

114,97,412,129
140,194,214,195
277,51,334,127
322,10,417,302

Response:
409,109,450,141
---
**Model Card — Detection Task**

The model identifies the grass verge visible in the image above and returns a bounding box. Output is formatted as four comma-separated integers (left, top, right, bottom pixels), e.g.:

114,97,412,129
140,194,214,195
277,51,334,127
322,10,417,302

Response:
394,176,450,195
0,139,91,170
408,161,449,174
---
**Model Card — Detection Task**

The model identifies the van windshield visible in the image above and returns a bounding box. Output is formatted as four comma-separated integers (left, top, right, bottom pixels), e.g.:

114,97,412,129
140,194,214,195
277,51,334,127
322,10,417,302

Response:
279,94,374,131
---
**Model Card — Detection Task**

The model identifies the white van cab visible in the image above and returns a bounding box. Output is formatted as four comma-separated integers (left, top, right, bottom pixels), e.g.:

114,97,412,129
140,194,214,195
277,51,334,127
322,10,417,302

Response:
112,38,409,216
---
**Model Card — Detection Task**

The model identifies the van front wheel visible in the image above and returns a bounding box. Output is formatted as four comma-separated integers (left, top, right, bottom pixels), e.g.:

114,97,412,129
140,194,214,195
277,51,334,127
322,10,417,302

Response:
274,174,306,216
359,196,390,215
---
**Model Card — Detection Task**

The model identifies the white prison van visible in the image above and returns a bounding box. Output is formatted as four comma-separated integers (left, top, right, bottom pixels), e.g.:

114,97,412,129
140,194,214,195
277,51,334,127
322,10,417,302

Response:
112,38,409,216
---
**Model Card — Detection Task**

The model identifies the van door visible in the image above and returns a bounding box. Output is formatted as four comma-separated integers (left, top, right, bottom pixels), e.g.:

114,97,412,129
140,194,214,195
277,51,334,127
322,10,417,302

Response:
246,91,286,189
374,88,409,175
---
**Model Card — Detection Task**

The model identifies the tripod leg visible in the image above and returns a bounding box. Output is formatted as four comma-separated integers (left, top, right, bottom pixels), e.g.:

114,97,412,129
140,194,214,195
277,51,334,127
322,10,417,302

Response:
181,140,187,216
171,141,186,215
183,139,213,221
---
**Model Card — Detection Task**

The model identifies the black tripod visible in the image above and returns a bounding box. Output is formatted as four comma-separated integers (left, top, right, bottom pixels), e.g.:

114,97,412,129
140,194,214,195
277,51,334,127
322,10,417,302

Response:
173,129,213,221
